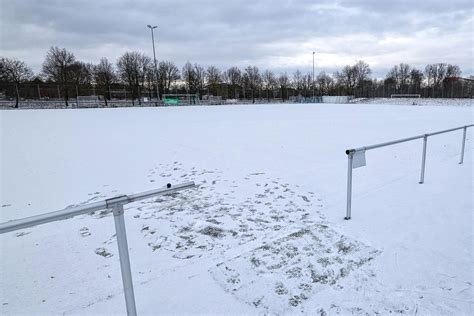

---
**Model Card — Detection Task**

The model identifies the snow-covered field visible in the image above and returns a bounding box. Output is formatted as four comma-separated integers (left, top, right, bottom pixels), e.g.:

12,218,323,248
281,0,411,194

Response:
1,103,473,315
355,97,472,107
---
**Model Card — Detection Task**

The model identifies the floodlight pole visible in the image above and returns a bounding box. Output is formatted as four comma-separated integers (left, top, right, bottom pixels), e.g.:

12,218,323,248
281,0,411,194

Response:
147,25,160,103
312,51,315,101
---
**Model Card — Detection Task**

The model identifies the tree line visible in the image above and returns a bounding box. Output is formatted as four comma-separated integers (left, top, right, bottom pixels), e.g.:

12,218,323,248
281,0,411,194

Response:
1,46,472,107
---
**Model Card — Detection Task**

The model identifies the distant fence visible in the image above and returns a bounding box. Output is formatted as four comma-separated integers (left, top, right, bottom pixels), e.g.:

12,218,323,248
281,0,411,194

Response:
2,80,472,109
322,96,353,104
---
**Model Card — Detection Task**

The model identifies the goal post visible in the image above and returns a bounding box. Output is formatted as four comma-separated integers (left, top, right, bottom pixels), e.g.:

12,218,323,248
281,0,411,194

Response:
162,94,199,105
76,95,101,107
390,94,421,98
77,95,100,102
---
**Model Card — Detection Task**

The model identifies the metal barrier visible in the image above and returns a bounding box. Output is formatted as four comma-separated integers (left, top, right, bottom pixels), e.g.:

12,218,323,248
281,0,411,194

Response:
0,181,196,315
344,125,473,220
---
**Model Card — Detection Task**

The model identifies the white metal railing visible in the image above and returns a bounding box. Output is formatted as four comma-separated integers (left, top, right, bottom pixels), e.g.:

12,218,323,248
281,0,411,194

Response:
344,125,473,220
0,181,196,315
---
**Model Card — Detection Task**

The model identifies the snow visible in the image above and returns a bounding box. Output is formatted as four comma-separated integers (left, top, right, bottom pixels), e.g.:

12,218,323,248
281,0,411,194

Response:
0,103,473,315
354,97,473,107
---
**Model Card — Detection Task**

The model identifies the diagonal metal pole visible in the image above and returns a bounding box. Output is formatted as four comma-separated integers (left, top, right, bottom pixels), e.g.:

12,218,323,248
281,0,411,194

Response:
112,203,137,316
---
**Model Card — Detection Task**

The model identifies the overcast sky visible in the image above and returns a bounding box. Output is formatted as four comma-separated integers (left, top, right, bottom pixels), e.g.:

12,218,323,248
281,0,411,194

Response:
1,0,472,78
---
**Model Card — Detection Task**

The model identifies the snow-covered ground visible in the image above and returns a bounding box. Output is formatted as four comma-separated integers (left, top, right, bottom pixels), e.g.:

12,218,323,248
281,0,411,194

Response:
354,97,472,107
0,103,473,315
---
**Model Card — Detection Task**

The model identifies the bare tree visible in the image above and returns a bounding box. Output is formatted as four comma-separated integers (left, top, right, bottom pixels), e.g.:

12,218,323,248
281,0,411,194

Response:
262,70,277,101
0,57,33,108
70,61,93,86
42,46,76,106
316,71,334,95
138,56,152,97
335,65,357,94
206,65,221,96
182,61,197,93
94,57,116,106
243,66,261,103
353,60,372,96
446,64,461,79
158,61,180,95
278,73,290,102
194,63,206,98
354,61,371,86
425,63,448,97
181,62,205,98
387,63,411,93
409,68,424,94
398,63,411,93
433,63,447,89
223,67,242,99
292,70,303,95
116,51,151,105
301,73,312,97
445,64,461,97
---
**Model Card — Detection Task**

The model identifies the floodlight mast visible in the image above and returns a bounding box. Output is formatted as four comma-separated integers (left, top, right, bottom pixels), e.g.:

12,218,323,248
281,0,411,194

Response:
147,25,160,102
312,51,315,101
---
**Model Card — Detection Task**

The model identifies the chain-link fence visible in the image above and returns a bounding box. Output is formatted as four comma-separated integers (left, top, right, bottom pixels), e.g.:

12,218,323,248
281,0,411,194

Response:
0,83,163,108
1,80,472,109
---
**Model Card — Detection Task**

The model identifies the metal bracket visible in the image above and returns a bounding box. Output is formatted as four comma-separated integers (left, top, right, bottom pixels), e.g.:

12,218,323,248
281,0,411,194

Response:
106,195,129,209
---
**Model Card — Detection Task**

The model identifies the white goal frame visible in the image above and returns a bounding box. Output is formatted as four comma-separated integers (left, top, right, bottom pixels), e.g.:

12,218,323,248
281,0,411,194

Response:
77,95,100,103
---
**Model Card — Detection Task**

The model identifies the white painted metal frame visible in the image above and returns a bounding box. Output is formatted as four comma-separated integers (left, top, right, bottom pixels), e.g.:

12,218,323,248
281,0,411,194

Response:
0,181,196,315
344,125,473,220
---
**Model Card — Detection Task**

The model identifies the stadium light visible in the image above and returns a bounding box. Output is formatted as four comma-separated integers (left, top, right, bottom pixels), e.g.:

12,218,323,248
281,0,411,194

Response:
312,51,315,101
147,25,160,102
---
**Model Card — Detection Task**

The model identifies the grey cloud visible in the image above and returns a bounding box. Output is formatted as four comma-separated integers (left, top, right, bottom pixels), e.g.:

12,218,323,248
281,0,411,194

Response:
0,0,472,78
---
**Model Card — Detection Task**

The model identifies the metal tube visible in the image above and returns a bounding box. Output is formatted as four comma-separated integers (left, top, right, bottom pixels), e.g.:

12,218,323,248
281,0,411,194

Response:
353,134,424,152
0,182,195,235
128,181,195,203
345,153,353,220
419,135,428,184
349,125,474,153
113,204,137,316
0,201,107,234
343,125,474,221
427,125,470,137
459,126,467,164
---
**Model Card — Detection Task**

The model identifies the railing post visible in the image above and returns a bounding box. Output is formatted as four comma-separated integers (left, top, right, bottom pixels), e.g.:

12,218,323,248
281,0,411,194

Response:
419,135,428,184
459,126,467,164
112,203,137,316
345,151,354,220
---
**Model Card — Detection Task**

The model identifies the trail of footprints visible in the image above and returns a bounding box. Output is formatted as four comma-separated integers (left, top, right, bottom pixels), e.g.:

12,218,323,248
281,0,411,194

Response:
80,162,382,313
210,225,380,314
134,163,323,261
